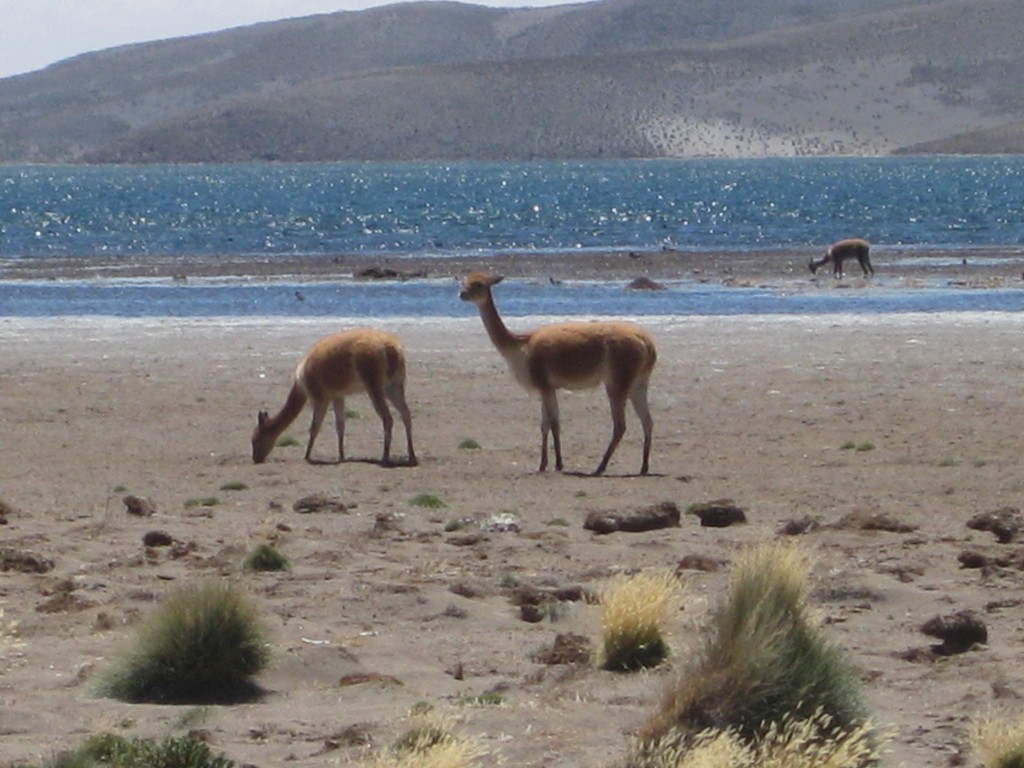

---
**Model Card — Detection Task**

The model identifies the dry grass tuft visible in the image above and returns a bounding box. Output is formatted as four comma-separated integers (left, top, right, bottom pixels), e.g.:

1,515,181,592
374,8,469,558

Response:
973,714,1024,768
599,569,685,672
361,717,495,768
635,708,878,767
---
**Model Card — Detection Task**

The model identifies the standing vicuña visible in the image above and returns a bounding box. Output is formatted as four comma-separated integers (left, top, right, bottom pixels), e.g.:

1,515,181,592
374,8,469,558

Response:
252,329,416,466
809,238,874,278
459,271,657,475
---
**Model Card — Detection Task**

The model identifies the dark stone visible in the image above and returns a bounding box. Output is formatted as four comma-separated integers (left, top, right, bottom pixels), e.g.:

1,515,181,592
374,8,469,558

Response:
677,554,724,573
958,550,990,569
532,633,593,665
779,515,820,535
584,501,681,534
355,266,427,281
626,276,666,291
519,604,546,623
688,499,747,528
920,610,988,654
0,498,18,524
123,495,157,517
835,510,917,533
142,530,174,547
0,548,55,573
967,507,1022,543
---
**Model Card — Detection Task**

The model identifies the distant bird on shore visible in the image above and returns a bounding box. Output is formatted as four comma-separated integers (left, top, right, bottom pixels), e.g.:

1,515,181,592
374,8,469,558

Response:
295,290,306,302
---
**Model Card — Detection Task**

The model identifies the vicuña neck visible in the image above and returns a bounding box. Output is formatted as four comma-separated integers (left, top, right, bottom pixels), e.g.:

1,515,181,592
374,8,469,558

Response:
476,293,525,357
264,383,308,440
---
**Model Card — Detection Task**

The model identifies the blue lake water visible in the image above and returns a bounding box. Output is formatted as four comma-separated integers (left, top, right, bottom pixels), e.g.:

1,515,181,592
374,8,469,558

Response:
2,157,1024,317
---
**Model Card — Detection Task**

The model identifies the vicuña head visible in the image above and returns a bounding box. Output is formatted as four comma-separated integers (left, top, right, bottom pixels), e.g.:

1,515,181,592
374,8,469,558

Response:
459,271,657,476
808,238,874,278
252,328,416,466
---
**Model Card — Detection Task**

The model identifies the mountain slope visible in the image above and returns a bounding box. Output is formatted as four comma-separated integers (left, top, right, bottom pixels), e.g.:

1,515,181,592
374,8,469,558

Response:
2,0,1023,162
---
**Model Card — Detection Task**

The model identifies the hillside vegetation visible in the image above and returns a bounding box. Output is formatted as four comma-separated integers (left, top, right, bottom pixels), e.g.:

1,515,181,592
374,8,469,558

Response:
2,0,1023,162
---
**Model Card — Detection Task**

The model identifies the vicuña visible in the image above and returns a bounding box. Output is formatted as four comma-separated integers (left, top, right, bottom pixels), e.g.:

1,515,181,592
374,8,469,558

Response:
809,238,874,278
252,328,416,466
459,271,657,475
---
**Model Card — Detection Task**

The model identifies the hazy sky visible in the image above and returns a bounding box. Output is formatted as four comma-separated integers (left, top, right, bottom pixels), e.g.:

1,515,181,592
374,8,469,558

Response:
0,0,579,80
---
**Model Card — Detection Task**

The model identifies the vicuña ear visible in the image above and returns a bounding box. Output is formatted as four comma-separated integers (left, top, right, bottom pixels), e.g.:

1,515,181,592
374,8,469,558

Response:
488,274,505,286
258,410,268,425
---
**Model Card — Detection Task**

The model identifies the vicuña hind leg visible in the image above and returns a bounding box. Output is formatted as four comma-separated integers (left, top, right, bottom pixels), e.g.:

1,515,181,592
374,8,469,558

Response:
385,382,417,466
366,387,395,465
595,388,628,476
630,383,653,475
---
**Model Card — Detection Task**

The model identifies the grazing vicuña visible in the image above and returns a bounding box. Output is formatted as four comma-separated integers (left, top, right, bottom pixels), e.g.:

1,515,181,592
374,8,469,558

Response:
252,328,416,466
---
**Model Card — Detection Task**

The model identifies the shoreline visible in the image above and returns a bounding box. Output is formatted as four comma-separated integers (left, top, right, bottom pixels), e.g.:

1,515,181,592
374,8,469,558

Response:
3,245,1024,286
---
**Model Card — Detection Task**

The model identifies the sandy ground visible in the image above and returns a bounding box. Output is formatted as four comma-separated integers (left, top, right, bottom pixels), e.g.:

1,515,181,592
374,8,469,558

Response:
2,257,1024,766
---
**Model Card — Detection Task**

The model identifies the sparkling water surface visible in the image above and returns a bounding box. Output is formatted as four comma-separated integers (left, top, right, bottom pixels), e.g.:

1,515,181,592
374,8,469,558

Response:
3,157,1024,317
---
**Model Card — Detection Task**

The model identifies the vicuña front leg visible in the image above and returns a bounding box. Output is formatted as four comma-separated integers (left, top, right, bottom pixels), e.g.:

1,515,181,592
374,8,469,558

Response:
539,390,562,472
332,395,347,461
595,387,628,476
305,401,330,462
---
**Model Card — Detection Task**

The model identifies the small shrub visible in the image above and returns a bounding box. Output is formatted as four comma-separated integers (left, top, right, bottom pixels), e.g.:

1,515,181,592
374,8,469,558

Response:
457,438,481,450
973,714,1024,768
459,691,505,706
938,457,960,467
599,570,684,672
96,581,269,704
219,481,248,492
546,518,570,527
855,442,875,452
44,732,234,768
839,441,856,450
345,407,361,419
444,518,469,532
243,543,290,573
409,493,447,509
276,436,301,448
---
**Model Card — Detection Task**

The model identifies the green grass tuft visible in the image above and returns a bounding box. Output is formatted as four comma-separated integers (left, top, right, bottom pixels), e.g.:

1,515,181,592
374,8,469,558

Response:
184,497,220,508
219,481,248,492
243,543,290,573
457,438,481,450
39,732,234,768
96,581,269,704
276,435,302,448
632,541,875,766
409,493,447,509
